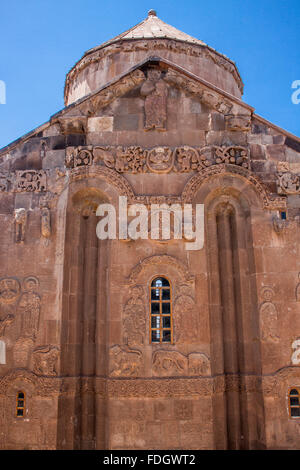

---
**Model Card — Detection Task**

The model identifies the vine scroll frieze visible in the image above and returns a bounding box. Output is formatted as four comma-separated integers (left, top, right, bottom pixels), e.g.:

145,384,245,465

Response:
65,144,250,173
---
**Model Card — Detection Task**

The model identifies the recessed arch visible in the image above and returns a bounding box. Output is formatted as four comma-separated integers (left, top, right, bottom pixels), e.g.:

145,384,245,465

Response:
182,164,286,210
205,188,266,450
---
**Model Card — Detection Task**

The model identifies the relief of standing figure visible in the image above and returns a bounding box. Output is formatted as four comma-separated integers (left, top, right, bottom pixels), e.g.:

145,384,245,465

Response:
140,68,168,131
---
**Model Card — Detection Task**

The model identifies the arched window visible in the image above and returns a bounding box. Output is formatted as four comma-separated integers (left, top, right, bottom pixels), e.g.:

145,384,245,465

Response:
289,388,300,417
150,276,172,343
16,391,25,417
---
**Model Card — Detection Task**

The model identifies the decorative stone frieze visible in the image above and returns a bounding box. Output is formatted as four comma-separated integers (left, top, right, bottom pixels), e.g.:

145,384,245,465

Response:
0,170,47,193
152,350,210,377
164,69,233,115
62,69,145,119
276,171,300,195
65,144,250,172
0,369,60,396
109,345,143,377
14,170,47,192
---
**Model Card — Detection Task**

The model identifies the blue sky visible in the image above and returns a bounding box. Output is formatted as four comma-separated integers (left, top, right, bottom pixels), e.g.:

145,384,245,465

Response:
0,0,299,149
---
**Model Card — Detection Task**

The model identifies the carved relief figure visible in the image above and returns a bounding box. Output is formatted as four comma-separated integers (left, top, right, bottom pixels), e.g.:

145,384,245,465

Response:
123,286,145,347
146,147,174,173
152,350,188,376
140,68,167,131
152,350,210,377
14,170,47,192
18,277,41,340
174,287,200,343
259,287,279,342
277,171,300,195
291,339,300,365
0,315,14,336
13,337,34,368
0,278,21,305
109,345,143,377
41,207,51,239
175,146,210,172
296,273,300,301
188,352,211,376
33,346,59,376
14,208,27,243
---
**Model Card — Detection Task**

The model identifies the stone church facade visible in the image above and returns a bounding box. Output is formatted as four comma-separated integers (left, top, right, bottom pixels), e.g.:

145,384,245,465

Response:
0,10,300,450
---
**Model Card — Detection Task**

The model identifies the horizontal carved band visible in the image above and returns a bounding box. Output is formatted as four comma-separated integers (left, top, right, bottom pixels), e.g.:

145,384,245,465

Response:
0,170,47,193
1,371,296,398
65,145,250,173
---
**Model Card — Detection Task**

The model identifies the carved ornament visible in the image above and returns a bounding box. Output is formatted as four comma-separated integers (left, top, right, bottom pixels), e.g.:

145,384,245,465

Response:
65,144,250,173
152,350,210,377
259,287,279,343
276,171,300,195
109,345,143,377
0,170,47,193
127,254,195,285
32,345,59,376
164,69,233,115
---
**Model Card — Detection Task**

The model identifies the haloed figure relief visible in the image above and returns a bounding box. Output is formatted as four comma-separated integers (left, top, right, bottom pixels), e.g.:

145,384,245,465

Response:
174,286,200,343
18,277,41,340
140,68,168,131
123,286,146,346
259,287,279,342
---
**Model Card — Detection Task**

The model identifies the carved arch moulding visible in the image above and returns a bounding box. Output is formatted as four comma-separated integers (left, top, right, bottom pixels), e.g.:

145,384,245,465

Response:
67,166,136,203
0,369,60,397
181,164,286,211
127,254,195,286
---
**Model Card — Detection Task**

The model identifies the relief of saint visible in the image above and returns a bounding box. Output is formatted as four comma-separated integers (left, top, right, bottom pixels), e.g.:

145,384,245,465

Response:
140,68,167,131
18,277,41,340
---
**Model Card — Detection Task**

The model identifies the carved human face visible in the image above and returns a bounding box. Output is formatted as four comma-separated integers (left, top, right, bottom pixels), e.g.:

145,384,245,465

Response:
24,278,38,293
147,69,161,81
263,289,273,302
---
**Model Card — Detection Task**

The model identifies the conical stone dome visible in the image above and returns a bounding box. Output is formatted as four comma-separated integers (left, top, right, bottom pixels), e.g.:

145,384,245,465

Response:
64,10,243,106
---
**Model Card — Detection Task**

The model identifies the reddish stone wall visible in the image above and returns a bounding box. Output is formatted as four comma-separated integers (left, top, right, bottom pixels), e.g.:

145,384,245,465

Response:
0,60,300,450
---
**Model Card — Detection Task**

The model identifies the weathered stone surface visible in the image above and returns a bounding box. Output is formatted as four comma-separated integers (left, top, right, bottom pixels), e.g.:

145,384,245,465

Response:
0,10,299,452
